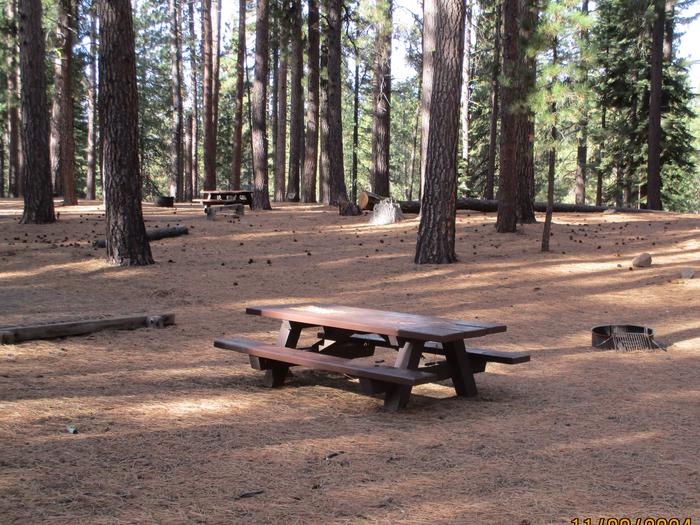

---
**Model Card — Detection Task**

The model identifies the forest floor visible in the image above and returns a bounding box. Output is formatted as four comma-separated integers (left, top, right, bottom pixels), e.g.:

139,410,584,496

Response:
0,199,698,524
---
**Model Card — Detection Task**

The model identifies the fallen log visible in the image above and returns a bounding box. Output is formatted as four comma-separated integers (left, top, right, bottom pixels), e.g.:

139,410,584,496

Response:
398,198,660,214
0,313,175,345
206,203,244,220
93,225,188,248
357,191,384,210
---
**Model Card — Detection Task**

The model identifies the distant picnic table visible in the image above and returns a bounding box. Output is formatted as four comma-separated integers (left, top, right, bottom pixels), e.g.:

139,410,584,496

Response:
215,304,529,410
193,189,253,210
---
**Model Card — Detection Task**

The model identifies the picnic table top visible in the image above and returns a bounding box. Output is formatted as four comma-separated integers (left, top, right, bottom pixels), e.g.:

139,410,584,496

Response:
246,303,506,343
200,189,251,196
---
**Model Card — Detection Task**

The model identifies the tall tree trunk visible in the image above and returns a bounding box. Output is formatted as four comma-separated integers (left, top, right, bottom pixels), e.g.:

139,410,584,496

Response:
496,0,518,232
302,0,320,203
252,0,271,209
419,0,437,197
351,38,361,203
231,0,246,190
201,0,215,190
542,40,557,252
212,0,221,145
415,0,465,264
286,0,303,201
0,129,4,197
646,0,664,210
86,3,98,200
184,111,193,198
371,0,392,197
5,0,20,198
326,0,349,206
461,0,472,178
319,42,330,204
187,0,199,199
484,3,500,201
663,0,673,62
275,37,288,202
98,0,152,265
596,104,606,206
515,0,536,224
169,0,184,201
50,0,77,205
18,0,55,223
574,0,588,205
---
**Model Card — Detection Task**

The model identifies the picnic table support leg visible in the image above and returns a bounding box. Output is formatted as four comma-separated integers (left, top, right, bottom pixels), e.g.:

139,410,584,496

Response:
254,321,302,387
443,340,478,397
384,341,424,411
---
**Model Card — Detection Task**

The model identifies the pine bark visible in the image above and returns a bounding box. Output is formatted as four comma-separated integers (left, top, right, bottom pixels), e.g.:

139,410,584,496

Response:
646,0,664,210
415,0,464,264
319,42,330,204
97,0,152,265
252,0,271,209
484,3,500,200
326,0,349,206
515,0,536,224
201,0,215,190
287,0,303,201
275,37,288,202
231,0,246,190
5,0,20,198
86,4,98,200
302,0,320,203
18,0,55,223
496,0,518,233
371,0,392,197
50,0,77,205
169,0,184,201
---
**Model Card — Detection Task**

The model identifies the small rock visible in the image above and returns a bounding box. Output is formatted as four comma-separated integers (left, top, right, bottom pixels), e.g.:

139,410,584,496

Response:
680,268,695,280
66,425,78,434
603,208,617,215
632,252,652,268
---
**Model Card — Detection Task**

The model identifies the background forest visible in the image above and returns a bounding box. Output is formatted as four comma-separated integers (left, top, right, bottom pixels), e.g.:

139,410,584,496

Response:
0,0,698,212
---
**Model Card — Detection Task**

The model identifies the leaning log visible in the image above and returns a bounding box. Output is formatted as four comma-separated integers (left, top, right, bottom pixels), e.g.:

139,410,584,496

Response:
398,198,660,214
94,225,188,248
0,313,175,344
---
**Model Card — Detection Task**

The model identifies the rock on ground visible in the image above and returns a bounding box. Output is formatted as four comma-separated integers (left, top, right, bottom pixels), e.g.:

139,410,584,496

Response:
632,252,652,268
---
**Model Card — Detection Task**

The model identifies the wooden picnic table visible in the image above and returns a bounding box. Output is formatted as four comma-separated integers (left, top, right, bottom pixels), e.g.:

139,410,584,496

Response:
215,304,528,410
194,189,253,210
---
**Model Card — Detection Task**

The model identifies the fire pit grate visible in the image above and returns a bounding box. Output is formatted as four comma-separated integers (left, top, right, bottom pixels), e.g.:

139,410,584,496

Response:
591,325,664,352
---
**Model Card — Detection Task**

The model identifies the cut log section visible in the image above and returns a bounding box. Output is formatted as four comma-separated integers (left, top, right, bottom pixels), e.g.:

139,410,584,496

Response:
397,198,663,215
93,226,188,248
357,191,385,211
0,313,175,344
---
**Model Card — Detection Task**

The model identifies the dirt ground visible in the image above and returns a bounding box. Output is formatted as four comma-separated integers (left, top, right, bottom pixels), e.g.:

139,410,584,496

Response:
0,198,698,524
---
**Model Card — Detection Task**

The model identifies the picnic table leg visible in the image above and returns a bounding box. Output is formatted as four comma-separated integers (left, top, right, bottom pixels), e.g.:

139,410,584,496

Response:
443,340,478,397
254,320,302,387
384,340,424,411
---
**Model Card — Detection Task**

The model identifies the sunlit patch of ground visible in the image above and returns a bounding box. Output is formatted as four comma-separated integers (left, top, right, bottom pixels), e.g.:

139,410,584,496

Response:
0,198,698,523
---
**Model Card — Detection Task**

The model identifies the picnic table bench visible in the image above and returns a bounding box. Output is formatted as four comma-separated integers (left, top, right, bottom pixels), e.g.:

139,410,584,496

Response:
193,189,253,210
214,304,529,410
